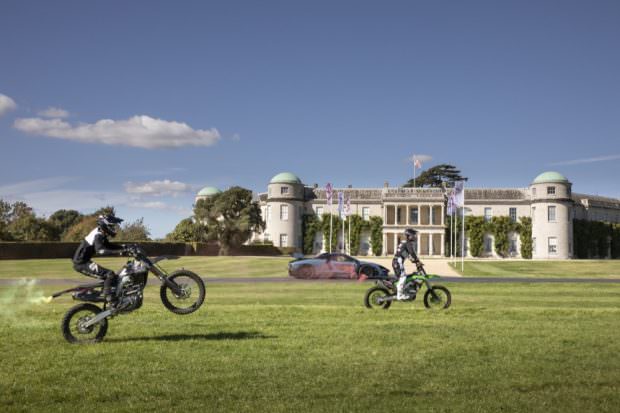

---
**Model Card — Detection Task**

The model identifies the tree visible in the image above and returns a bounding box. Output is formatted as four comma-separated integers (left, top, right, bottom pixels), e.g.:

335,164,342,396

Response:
62,215,98,241
48,209,83,240
117,218,151,241
166,218,207,242
8,214,57,241
403,164,468,188
194,186,264,255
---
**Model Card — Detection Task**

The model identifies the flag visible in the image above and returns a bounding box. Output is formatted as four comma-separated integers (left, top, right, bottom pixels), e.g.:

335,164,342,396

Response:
447,191,456,215
453,181,465,208
325,183,333,205
414,158,422,169
344,195,351,216
337,192,344,218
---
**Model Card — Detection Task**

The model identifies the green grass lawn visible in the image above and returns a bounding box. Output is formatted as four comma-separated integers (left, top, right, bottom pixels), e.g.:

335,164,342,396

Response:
450,260,620,278
0,256,293,280
1,276,619,412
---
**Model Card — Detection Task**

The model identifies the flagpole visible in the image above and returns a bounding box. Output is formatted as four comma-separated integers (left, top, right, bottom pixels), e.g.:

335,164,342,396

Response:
329,205,333,254
461,205,465,272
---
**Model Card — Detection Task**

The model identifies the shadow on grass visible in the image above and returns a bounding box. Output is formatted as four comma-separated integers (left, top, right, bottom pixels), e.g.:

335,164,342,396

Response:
108,331,275,343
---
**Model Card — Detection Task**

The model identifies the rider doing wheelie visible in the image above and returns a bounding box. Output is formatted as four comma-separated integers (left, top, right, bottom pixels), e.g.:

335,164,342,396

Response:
392,228,421,300
72,213,126,305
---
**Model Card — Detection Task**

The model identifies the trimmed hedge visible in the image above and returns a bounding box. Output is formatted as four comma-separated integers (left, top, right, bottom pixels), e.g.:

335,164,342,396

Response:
0,242,295,260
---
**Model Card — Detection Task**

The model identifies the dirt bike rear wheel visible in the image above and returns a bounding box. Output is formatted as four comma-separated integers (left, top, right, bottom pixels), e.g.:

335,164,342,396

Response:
160,270,206,315
61,303,108,344
364,286,392,309
423,286,451,310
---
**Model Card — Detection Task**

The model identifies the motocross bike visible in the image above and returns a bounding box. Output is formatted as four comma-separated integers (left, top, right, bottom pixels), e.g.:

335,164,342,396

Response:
52,244,206,344
364,262,451,310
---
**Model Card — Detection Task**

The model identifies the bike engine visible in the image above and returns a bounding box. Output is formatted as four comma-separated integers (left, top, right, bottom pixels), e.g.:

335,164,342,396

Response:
116,274,145,313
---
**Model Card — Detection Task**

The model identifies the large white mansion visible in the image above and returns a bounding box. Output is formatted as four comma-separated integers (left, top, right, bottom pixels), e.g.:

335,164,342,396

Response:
196,171,620,259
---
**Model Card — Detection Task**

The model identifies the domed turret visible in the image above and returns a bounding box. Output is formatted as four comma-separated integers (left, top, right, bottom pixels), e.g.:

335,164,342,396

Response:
529,172,573,259
195,186,222,203
265,172,305,250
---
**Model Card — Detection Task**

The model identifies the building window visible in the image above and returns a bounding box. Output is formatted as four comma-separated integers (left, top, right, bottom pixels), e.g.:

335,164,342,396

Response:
484,235,493,253
532,187,536,197
547,186,556,195
362,207,370,221
281,186,289,195
532,206,536,223
266,205,271,223
410,207,418,224
280,234,288,247
316,206,324,216
280,205,288,221
532,237,536,255
548,237,557,254
264,233,270,242
484,207,492,222
548,206,556,222
509,237,517,254
509,207,517,222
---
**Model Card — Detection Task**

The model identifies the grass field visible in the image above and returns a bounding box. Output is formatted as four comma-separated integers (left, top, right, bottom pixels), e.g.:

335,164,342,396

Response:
450,260,620,278
0,256,293,280
1,261,619,412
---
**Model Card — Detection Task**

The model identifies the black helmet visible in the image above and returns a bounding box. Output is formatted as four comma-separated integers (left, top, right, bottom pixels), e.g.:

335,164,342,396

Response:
97,214,123,237
404,228,417,241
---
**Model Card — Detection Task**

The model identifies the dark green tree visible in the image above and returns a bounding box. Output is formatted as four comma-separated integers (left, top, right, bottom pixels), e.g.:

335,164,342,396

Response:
403,164,468,188
117,218,151,241
166,218,207,242
48,209,83,240
194,187,264,255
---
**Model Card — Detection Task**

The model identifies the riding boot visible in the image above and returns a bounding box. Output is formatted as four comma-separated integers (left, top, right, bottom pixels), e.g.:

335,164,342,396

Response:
396,276,410,300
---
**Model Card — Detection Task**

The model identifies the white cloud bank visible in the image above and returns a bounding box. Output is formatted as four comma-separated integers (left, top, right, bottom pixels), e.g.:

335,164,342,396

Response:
0,93,17,116
13,115,221,149
124,179,192,197
38,107,70,118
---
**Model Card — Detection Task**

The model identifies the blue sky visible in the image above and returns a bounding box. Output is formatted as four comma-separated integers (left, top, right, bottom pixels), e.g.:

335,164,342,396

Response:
1,0,618,238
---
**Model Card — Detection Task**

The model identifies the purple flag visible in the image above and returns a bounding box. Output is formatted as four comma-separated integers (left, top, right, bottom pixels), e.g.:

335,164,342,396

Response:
337,192,344,217
326,183,333,205
345,195,351,216
453,181,465,208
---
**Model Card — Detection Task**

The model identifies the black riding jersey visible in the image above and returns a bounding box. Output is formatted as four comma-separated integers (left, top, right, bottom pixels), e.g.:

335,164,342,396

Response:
72,228,122,265
392,240,419,276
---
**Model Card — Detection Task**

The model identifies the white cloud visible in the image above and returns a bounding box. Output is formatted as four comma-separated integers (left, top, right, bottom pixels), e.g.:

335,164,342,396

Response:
38,107,70,118
13,115,221,149
550,154,620,166
0,177,78,196
124,179,192,197
0,93,17,116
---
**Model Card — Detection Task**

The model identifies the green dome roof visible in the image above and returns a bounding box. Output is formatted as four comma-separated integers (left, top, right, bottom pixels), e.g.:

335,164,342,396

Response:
532,171,569,184
197,186,222,197
270,172,302,184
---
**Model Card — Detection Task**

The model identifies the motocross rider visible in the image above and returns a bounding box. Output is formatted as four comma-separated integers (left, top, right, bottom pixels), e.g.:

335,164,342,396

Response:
392,228,422,300
72,213,126,305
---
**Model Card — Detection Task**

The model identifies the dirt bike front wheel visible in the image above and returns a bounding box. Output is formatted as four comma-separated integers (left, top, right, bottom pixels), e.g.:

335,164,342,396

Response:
61,303,108,344
160,270,206,315
364,286,392,309
423,286,451,310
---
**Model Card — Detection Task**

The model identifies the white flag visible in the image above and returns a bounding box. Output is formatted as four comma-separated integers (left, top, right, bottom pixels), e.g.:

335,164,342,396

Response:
337,192,344,217
325,183,333,205
453,181,465,208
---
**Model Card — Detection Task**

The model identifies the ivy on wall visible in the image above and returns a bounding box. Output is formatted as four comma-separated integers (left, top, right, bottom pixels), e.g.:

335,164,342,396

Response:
320,213,342,253
518,217,532,259
446,215,531,259
573,219,620,259
369,216,383,256
302,214,321,255
348,214,370,256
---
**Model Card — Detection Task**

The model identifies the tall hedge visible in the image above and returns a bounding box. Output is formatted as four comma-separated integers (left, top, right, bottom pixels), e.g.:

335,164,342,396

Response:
518,217,532,259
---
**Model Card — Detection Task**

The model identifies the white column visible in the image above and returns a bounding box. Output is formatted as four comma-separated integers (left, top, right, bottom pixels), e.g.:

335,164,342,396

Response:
393,232,398,253
382,233,387,256
440,233,445,256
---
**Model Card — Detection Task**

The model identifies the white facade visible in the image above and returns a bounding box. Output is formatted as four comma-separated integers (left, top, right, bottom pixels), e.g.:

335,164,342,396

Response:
209,171,620,259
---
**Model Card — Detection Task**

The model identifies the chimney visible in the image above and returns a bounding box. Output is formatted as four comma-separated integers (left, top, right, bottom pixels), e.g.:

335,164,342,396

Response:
384,181,389,188
347,184,352,188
